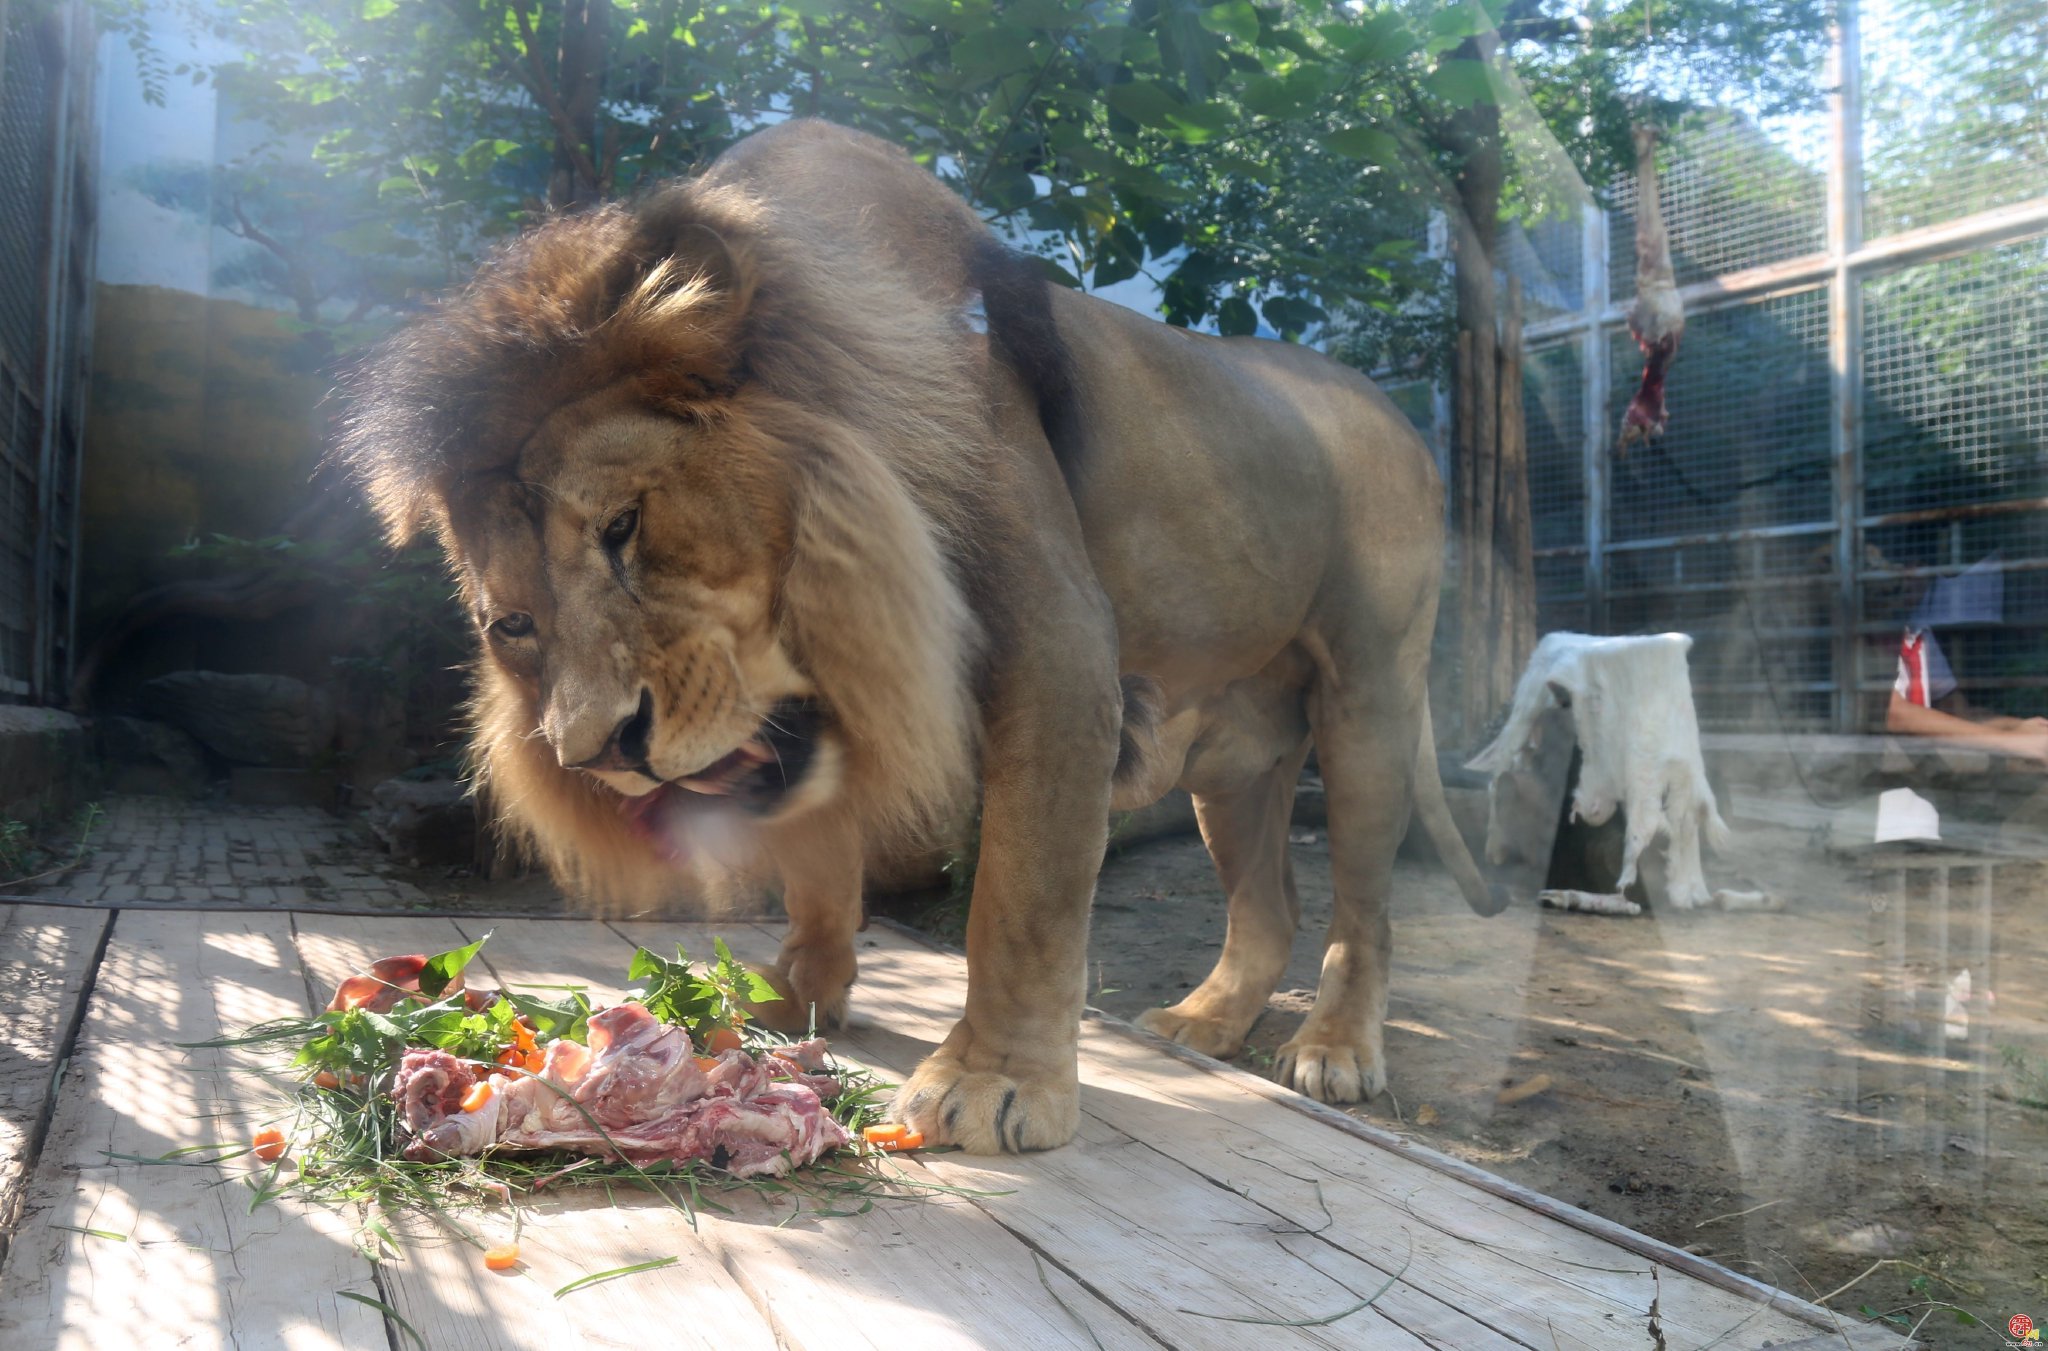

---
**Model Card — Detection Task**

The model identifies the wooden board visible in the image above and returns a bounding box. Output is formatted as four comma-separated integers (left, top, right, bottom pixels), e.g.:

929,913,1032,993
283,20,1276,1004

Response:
0,904,109,1266
0,909,387,1349
622,917,1906,1351
0,908,1912,1349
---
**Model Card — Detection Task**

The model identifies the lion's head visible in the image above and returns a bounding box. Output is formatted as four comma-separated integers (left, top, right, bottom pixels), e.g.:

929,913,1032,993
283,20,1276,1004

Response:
337,132,996,906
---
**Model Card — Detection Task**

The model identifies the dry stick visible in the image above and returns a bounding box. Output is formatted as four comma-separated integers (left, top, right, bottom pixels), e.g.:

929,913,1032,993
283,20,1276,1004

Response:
1694,1198,1787,1229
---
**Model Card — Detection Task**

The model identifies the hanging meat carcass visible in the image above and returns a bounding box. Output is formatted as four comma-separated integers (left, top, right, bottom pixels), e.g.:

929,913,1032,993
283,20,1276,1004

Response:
1618,124,1683,452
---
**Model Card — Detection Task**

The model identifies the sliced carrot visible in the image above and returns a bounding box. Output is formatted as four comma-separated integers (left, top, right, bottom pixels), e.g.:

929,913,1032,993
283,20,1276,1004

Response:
862,1123,908,1144
694,1056,721,1073
251,1128,287,1162
483,1243,520,1271
312,1070,341,1090
875,1130,925,1153
496,1047,523,1070
705,1026,743,1055
511,1020,537,1052
461,1081,494,1113
525,1050,546,1073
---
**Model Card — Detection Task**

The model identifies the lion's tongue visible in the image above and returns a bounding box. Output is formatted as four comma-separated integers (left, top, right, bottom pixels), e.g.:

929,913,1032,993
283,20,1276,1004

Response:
674,740,776,796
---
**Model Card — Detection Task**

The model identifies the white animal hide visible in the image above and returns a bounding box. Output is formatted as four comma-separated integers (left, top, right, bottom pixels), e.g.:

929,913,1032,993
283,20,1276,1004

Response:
1468,632,1734,910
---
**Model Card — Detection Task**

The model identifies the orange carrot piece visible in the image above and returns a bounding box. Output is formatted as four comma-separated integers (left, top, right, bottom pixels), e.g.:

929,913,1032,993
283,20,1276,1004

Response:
862,1123,908,1144
705,1027,743,1055
483,1243,520,1271
694,1056,721,1072
461,1081,494,1113
496,1047,522,1069
251,1128,287,1162
876,1130,925,1153
525,1050,546,1073
312,1070,341,1090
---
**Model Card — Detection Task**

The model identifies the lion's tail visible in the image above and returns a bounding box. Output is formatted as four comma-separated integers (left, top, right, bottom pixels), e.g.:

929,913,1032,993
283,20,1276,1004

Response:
1415,700,1510,917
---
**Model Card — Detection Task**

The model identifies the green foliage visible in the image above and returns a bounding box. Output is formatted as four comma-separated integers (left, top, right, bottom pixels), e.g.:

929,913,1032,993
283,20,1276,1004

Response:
0,802,104,886
627,939,779,1043
181,0,1830,367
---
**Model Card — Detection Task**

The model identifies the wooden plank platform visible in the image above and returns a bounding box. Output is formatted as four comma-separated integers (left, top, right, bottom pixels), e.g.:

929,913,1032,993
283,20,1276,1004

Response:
0,906,1912,1349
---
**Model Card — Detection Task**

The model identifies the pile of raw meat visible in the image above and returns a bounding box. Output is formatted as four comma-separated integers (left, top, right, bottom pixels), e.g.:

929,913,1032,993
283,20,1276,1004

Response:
391,1004,850,1178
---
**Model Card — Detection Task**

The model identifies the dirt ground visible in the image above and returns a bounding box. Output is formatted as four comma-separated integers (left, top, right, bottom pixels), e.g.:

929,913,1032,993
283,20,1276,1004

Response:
1073,823,2048,1349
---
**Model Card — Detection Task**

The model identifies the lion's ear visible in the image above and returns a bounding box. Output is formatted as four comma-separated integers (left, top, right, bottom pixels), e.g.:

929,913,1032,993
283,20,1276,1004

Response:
607,208,754,402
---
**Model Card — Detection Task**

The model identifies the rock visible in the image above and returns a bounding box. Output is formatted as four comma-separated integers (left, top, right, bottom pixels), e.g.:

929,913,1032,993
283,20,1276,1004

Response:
139,672,336,767
367,776,478,867
0,706,91,827
98,715,211,795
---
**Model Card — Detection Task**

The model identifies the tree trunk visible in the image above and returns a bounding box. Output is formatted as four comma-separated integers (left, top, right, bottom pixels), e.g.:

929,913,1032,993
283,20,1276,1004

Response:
1444,37,1535,743
549,0,612,208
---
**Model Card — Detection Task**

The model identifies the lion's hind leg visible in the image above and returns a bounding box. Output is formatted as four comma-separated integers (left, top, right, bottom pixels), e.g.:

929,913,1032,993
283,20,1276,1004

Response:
1137,739,1309,1059
1272,666,1420,1105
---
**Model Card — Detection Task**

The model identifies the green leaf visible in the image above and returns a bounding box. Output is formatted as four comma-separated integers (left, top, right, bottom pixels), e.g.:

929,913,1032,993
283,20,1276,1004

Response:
1318,13,1415,66
1325,126,1400,164
1003,0,1078,27
357,0,395,18
1218,295,1258,335
1104,79,1189,130
1428,4,1492,40
418,933,488,999
1196,1,1260,46
1424,58,1494,108
1261,295,1326,338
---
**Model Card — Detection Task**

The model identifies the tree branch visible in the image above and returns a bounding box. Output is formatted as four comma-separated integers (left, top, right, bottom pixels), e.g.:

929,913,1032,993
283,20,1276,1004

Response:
510,1,605,195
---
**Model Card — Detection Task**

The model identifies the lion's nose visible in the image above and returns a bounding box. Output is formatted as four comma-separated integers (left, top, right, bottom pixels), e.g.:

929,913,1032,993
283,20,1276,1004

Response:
570,689,655,775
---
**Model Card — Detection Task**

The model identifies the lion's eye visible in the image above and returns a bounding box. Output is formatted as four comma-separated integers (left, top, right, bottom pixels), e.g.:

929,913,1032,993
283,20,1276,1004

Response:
601,507,639,549
491,612,534,639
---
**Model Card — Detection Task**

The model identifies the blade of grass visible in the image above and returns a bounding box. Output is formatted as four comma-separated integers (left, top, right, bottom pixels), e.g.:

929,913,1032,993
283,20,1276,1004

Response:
51,1224,127,1242
554,1255,680,1299
336,1290,427,1350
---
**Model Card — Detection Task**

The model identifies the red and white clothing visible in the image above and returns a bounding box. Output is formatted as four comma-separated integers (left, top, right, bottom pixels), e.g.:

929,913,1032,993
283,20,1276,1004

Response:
1894,627,1957,708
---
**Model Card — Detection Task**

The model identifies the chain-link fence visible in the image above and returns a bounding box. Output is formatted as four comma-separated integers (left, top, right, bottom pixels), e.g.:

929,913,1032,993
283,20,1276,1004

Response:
0,0,95,703
1509,0,2048,733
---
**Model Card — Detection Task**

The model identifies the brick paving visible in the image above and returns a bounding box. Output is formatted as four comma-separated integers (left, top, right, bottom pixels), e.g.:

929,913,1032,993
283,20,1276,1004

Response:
26,796,432,907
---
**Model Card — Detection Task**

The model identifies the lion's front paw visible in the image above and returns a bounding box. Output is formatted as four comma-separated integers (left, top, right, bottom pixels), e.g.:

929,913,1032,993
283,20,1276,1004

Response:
1273,1035,1385,1105
893,1052,1078,1154
1135,1005,1252,1059
744,945,855,1035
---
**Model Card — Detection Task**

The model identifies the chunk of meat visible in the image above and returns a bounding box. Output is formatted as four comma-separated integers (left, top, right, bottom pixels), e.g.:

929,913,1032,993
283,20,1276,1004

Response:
394,1003,850,1177
326,954,499,1014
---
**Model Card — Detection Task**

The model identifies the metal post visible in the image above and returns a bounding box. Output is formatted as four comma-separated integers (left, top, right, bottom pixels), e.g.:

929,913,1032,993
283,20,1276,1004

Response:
1828,0,1866,730
31,0,78,703
1581,202,1611,633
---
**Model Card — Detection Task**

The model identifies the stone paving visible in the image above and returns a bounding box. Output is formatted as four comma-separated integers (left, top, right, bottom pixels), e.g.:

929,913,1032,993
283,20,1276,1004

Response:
23,796,431,907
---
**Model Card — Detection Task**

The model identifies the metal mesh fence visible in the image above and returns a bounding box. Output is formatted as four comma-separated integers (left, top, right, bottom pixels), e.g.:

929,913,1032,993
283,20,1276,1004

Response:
0,7,54,390
1863,241,2048,517
1500,211,1584,320
1605,112,1828,303
1605,287,1835,543
0,3,57,696
1863,0,2048,238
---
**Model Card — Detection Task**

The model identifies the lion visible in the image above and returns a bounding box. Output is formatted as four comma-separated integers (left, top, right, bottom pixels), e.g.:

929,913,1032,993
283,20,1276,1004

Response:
338,118,1500,1155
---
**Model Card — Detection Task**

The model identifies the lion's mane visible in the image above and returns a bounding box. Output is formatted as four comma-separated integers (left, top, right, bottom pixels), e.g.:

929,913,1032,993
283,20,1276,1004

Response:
336,129,1013,905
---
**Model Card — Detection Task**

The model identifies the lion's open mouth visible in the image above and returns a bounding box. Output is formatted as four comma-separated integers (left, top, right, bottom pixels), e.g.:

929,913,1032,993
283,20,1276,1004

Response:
617,699,828,848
